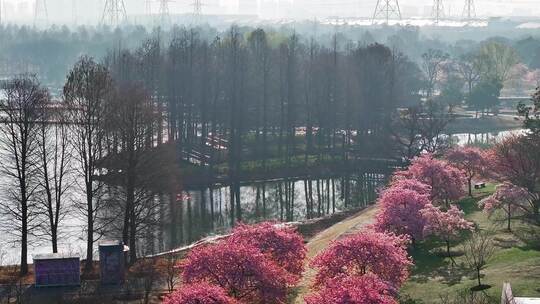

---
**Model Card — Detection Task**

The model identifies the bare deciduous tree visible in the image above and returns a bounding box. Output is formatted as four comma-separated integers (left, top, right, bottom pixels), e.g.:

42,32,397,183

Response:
0,75,48,275
37,106,73,253
422,49,449,98
463,230,495,288
63,56,113,271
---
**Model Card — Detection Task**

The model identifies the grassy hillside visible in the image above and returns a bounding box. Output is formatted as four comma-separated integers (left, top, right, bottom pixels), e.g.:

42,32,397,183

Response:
401,185,540,303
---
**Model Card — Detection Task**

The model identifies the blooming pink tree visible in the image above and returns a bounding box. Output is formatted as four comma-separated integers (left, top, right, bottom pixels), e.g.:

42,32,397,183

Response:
163,283,238,304
481,182,531,231
373,186,432,243
445,147,489,196
227,222,306,281
396,153,466,206
421,204,474,256
180,241,294,303
304,274,398,304
490,135,540,222
389,178,432,196
310,230,412,289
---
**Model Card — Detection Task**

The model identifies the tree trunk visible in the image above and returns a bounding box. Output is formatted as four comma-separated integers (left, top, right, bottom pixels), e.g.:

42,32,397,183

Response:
129,205,137,265
85,201,94,271
21,202,28,275
52,228,58,253
507,208,512,232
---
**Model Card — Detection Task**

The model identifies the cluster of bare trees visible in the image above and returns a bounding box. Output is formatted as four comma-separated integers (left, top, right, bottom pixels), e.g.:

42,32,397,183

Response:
99,26,430,228
0,55,170,274
103,27,425,167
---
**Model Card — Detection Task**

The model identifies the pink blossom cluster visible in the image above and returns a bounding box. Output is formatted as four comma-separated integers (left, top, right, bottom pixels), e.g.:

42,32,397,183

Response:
306,230,412,303
421,204,474,242
445,147,490,195
165,222,306,304
396,153,466,203
482,182,530,213
163,283,238,304
304,274,398,304
373,185,432,241
375,153,472,252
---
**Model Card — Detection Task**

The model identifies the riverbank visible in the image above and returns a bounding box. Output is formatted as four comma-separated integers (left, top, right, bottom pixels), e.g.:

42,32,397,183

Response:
447,115,523,134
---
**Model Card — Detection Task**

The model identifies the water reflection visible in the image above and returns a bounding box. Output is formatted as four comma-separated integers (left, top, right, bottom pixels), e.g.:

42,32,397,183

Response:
451,129,525,146
138,173,386,255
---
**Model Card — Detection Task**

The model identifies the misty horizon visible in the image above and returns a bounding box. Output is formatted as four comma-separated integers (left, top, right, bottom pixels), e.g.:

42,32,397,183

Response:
1,0,540,26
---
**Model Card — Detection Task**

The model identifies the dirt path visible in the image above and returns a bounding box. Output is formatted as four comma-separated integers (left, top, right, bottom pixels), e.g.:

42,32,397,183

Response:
292,204,379,303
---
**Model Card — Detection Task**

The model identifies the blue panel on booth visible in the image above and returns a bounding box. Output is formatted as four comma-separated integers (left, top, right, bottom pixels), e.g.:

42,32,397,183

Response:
33,253,80,287
99,240,126,285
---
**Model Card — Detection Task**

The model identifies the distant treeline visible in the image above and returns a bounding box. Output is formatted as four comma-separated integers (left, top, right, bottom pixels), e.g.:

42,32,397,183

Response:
2,23,540,86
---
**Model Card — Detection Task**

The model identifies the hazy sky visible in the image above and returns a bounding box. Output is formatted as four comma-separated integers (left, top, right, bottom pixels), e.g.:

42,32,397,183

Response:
2,0,540,24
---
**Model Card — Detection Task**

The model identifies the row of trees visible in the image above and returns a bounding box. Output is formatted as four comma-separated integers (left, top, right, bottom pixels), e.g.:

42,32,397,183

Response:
373,154,474,255
103,26,426,168
163,221,413,304
164,222,306,303
0,55,171,274
424,41,520,115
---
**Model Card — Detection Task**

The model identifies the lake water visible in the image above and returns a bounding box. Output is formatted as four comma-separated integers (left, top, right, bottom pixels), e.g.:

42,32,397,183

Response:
450,129,526,146
0,172,385,265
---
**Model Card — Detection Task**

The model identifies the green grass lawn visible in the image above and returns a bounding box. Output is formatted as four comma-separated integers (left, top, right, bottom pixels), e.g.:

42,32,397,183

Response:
400,184,540,303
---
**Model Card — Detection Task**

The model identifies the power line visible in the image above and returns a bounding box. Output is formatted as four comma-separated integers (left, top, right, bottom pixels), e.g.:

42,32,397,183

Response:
372,0,401,24
432,0,444,23
101,0,127,27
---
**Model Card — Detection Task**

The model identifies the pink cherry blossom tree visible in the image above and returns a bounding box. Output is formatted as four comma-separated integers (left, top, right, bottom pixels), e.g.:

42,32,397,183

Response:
163,283,238,304
421,204,474,257
180,241,294,303
227,221,306,281
481,182,531,231
489,135,540,223
389,178,432,196
310,230,412,289
445,147,489,196
304,274,398,304
396,153,466,206
373,185,432,243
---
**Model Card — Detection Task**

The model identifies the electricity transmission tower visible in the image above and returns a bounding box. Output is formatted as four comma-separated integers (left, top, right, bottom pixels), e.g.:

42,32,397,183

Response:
158,0,173,26
101,0,127,26
431,0,444,24
371,0,401,24
462,0,476,20
34,0,48,26
192,0,202,23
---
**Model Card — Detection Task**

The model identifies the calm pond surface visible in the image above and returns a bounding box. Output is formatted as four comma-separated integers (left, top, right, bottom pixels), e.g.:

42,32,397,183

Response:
0,172,385,264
